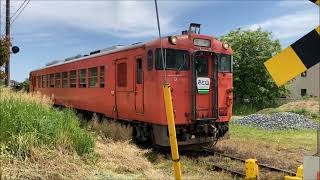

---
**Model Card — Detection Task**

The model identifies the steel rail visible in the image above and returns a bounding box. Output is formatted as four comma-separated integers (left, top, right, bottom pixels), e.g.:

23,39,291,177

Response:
211,164,246,178
203,148,296,176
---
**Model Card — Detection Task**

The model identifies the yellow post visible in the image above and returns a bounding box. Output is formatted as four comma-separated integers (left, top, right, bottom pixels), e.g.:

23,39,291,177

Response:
284,165,303,180
163,83,182,180
296,165,303,178
245,159,259,180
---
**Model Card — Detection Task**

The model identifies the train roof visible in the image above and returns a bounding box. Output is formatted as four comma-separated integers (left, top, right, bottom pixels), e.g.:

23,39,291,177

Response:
32,35,231,73
32,42,146,72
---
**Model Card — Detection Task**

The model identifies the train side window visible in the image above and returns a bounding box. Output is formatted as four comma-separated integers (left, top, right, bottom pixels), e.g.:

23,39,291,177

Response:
55,73,61,88
32,76,36,88
136,58,143,84
155,48,189,70
70,70,77,88
46,75,49,87
62,72,68,88
37,76,41,88
100,66,105,88
117,63,127,87
49,74,54,88
147,50,153,70
79,69,87,88
89,67,98,88
42,75,46,88
219,55,232,72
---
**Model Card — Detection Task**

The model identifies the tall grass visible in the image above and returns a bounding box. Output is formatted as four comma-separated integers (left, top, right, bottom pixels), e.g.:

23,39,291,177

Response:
232,102,259,116
89,114,132,142
0,87,95,159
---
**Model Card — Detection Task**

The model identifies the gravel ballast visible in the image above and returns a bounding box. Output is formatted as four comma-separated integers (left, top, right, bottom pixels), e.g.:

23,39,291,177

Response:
233,112,318,130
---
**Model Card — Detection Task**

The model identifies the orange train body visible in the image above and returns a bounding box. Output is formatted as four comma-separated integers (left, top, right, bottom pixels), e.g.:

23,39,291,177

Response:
30,25,233,147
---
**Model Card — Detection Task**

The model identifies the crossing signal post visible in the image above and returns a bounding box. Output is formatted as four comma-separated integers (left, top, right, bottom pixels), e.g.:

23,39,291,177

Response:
264,1,320,179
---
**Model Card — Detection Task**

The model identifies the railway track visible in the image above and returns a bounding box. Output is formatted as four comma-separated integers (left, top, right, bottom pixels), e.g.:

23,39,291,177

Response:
202,148,297,178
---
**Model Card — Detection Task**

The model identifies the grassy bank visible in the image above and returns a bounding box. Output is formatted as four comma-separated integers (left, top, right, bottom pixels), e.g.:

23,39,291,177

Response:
232,98,319,150
0,87,95,158
0,87,171,179
229,124,317,150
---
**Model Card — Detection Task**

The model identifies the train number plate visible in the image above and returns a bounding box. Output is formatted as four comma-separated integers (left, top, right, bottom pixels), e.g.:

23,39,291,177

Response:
196,77,210,94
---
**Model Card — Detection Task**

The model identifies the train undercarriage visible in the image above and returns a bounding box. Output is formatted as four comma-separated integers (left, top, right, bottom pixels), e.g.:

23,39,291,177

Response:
70,107,229,149
132,120,229,149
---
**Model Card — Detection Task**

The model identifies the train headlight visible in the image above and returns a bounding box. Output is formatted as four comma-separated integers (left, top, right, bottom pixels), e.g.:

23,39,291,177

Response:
223,42,229,49
168,36,178,45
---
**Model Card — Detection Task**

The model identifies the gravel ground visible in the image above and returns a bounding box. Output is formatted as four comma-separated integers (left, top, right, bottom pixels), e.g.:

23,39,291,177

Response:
232,112,318,130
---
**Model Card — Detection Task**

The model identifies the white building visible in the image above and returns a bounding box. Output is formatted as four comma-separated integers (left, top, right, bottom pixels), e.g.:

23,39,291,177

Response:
287,63,320,99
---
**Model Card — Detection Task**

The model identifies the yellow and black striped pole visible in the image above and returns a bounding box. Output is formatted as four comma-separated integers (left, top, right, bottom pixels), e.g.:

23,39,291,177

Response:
264,26,320,86
310,0,319,5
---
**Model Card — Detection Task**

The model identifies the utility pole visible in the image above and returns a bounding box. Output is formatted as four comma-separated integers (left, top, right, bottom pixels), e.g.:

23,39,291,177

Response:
5,0,10,86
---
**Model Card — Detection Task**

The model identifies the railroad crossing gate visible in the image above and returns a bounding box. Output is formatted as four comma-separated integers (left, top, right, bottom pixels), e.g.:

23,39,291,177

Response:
264,0,320,87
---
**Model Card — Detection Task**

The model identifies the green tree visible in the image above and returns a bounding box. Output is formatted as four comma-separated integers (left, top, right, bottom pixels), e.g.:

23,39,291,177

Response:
20,78,30,92
0,37,11,80
220,28,288,108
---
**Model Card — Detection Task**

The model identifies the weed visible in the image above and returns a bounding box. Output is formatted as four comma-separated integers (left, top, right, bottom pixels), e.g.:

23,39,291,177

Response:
233,102,259,116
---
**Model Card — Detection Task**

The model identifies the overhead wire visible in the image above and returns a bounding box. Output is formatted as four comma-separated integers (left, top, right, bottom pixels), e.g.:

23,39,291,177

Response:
11,0,30,25
10,0,27,20
154,0,167,84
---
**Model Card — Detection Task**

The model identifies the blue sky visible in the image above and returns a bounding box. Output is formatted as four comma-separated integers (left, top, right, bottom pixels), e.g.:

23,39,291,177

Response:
1,0,319,82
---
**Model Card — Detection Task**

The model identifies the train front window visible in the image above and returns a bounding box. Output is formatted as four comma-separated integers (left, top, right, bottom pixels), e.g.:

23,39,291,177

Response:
219,55,232,72
155,48,189,70
195,56,209,77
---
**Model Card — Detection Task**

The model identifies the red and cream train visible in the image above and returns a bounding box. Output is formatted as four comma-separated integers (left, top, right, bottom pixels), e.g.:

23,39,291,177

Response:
30,24,233,147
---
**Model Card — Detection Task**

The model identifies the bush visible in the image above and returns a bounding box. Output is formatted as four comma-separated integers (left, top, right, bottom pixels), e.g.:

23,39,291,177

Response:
0,88,95,159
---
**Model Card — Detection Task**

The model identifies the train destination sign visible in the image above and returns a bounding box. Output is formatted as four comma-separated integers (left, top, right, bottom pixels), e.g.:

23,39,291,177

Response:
196,77,210,94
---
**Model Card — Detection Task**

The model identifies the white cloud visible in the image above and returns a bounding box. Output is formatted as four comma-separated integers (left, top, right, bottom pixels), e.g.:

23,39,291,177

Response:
276,0,311,7
11,1,183,38
245,10,319,40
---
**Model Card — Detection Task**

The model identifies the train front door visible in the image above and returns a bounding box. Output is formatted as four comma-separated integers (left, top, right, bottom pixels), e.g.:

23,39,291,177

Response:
192,51,218,120
135,57,144,114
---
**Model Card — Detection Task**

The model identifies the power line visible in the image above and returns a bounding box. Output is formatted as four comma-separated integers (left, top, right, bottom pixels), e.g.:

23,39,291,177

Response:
154,0,167,84
10,0,27,20
11,0,30,25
